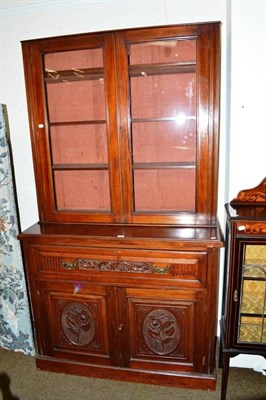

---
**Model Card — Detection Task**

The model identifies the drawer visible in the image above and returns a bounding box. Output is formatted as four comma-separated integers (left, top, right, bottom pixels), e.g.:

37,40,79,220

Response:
33,246,208,287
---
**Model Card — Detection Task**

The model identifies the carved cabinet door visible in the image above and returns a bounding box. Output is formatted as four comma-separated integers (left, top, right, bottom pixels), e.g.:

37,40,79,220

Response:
35,280,115,366
118,287,208,373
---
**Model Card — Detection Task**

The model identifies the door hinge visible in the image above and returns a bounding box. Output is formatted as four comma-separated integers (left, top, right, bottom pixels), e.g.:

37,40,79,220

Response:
233,289,238,302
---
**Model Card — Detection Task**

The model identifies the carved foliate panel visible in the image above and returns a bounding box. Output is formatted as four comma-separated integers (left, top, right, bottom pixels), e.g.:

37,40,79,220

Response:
79,259,155,273
142,309,180,355
130,302,194,361
44,291,109,356
61,302,94,346
78,259,202,283
56,298,105,351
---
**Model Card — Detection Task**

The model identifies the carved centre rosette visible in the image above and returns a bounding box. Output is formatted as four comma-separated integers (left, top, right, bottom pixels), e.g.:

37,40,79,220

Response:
143,309,180,355
61,302,94,346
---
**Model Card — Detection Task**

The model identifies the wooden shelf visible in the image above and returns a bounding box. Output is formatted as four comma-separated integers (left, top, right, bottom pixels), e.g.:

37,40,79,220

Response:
49,120,106,126
133,162,196,170
131,116,196,123
52,163,195,171
130,61,196,77
52,163,109,170
45,67,104,83
44,61,196,84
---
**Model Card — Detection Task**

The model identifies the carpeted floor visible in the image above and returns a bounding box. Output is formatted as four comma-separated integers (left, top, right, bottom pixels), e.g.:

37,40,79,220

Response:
0,348,265,400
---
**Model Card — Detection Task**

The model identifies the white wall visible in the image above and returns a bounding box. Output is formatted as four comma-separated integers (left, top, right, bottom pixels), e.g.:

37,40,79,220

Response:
1,0,265,369
226,0,266,371
229,0,266,199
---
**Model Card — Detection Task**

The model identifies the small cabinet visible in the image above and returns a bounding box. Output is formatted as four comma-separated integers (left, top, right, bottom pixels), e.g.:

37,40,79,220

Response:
220,178,266,400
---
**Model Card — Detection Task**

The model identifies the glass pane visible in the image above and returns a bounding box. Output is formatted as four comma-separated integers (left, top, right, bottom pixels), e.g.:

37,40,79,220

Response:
238,245,266,344
130,39,196,64
241,279,265,314
45,49,103,70
44,48,111,213
129,39,197,214
132,120,196,163
54,170,110,211
134,169,195,212
130,73,196,119
239,317,265,343
245,245,266,267
46,80,106,123
44,49,105,122
51,124,108,165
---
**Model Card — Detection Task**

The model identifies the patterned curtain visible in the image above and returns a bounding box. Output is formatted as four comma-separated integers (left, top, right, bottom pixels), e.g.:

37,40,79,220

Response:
0,104,35,355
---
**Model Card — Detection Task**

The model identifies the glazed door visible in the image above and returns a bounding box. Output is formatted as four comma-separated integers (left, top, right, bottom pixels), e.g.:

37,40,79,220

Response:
119,287,208,373
236,242,266,346
116,24,220,224
22,33,122,223
22,23,220,225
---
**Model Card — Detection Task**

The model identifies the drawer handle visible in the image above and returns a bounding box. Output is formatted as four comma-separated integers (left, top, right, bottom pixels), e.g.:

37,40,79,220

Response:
153,265,171,274
61,260,77,270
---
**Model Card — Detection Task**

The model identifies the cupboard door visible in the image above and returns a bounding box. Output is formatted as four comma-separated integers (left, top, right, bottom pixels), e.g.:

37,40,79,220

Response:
35,281,113,366
116,24,220,224
22,33,122,223
120,287,207,373
236,243,266,345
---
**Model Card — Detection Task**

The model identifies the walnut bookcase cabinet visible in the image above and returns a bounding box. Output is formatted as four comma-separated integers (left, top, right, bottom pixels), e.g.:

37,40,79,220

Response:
19,22,223,390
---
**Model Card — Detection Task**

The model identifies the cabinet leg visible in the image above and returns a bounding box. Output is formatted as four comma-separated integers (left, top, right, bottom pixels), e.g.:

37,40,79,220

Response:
218,340,223,368
221,352,230,400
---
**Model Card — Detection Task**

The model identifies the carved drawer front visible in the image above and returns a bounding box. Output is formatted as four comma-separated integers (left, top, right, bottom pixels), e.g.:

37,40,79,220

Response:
35,247,207,287
123,288,207,373
37,281,112,365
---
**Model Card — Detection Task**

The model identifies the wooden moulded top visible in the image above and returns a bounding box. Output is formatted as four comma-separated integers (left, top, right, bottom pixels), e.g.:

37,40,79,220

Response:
19,222,223,250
